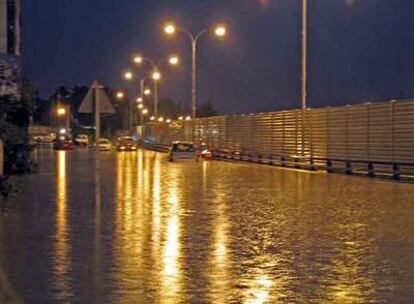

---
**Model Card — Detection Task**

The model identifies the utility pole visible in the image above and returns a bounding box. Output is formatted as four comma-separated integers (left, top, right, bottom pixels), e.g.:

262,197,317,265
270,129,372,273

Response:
301,0,308,156
93,83,101,146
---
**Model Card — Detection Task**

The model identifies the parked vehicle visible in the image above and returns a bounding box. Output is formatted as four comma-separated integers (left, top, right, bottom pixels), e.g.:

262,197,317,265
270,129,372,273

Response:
168,141,197,162
98,138,112,151
32,133,55,145
116,137,137,152
54,136,73,151
75,134,89,146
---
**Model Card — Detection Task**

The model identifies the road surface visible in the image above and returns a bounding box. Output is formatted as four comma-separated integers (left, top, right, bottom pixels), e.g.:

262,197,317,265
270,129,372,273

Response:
1,148,414,303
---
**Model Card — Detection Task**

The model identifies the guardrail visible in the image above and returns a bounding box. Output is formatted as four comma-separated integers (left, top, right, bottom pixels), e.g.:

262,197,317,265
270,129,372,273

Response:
211,149,414,181
139,140,170,152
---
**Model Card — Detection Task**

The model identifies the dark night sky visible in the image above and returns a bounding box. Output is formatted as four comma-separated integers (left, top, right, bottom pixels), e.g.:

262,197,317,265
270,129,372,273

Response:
22,0,414,114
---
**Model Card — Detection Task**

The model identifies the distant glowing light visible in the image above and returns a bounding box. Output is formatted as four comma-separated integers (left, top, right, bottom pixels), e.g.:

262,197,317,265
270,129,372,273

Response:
137,103,144,109
124,71,133,80
133,55,143,64
57,107,66,116
164,24,176,35
169,56,179,65
150,116,155,121
137,97,143,103
116,92,125,99
142,109,148,115
258,0,270,6
152,71,161,80
144,88,151,95
166,119,172,123
185,116,192,121
158,117,164,122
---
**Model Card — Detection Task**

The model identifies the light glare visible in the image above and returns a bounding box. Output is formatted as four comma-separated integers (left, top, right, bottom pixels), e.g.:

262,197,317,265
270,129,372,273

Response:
215,26,227,37
164,24,176,35
152,71,161,80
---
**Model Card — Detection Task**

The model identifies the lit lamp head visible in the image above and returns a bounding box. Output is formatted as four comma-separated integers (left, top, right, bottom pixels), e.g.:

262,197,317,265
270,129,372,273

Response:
142,108,149,115
57,107,66,116
137,103,144,109
185,115,192,121
164,23,176,35
150,116,155,121
166,118,172,124
178,116,184,121
124,71,133,80
169,55,179,66
116,91,125,99
144,88,151,96
214,25,227,38
152,71,161,81
133,54,143,65
158,117,164,122
59,128,67,135
137,97,143,103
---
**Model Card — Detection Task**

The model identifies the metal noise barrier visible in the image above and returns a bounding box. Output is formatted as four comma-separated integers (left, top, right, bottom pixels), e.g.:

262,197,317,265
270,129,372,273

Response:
143,99,414,180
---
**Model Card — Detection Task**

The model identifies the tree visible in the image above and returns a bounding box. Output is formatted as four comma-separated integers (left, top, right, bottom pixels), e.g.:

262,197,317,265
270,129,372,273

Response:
197,101,218,118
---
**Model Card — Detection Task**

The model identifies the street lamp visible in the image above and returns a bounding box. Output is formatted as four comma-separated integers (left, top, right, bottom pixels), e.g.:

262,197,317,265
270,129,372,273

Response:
132,54,180,118
164,22,227,118
152,71,161,81
158,117,164,122
116,91,125,100
214,26,227,37
137,103,144,109
150,116,155,121
57,107,66,116
56,105,70,130
169,55,179,66
144,88,151,96
124,71,133,80
137,97,143,103
142,108,148,115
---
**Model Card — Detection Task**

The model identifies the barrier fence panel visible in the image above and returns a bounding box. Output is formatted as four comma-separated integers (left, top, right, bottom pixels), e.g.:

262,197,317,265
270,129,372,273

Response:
143,99,414,177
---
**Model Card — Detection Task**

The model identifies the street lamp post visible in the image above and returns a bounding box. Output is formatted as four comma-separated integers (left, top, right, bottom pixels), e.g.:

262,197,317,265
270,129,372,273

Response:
164,23,226,119
57,104,70,131
301,0,307,156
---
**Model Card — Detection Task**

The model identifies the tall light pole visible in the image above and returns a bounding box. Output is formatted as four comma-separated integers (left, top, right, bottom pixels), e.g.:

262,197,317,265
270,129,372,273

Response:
301,0,308,156
164,23,227,119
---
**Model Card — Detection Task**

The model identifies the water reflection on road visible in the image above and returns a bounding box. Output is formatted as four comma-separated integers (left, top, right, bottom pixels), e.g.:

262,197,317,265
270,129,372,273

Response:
1,149,414,303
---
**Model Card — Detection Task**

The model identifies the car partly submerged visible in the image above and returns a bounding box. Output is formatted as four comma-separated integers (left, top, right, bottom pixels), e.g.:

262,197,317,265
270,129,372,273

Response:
168,141,197,162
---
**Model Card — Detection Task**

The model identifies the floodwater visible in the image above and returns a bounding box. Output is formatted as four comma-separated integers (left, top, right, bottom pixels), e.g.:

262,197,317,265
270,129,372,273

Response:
1,148,414,303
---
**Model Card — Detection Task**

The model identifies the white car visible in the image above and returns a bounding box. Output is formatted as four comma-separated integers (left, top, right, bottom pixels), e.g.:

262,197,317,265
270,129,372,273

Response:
75,134,89,146
168,142,197,161
98,138,112,151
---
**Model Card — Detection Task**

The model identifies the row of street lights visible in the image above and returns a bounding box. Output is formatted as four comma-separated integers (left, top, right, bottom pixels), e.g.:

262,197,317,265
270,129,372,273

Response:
117,21,228,131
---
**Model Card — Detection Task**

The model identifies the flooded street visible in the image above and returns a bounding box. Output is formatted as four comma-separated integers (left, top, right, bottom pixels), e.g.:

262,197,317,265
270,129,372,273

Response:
1,148,414,303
